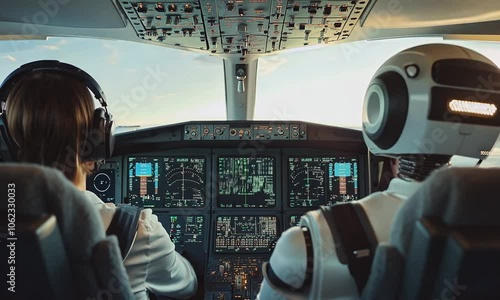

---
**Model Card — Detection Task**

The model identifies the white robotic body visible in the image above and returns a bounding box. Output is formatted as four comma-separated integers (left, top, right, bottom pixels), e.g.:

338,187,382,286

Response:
269,226,308,289
300,210,359,300
260,263,309,300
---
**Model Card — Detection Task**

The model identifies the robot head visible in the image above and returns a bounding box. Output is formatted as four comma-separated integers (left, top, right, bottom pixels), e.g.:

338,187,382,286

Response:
362,43,500,160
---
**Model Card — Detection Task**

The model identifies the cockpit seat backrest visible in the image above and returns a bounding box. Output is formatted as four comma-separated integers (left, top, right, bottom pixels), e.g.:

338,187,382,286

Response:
0,163,134,300
362,167,500,300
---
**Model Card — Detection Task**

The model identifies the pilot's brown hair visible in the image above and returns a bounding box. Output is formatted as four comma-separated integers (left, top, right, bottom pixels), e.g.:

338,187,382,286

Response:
6,71,95,181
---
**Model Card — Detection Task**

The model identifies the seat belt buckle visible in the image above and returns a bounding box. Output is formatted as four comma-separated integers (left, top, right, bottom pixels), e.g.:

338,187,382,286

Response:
353,249,371,258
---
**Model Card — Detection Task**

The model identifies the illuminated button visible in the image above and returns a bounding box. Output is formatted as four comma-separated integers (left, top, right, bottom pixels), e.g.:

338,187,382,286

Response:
137,3,147,13
155,3,165,12
168,4,177,12
184,4,193,13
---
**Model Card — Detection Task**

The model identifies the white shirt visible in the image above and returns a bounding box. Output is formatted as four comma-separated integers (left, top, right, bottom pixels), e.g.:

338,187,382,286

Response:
84,191,198,300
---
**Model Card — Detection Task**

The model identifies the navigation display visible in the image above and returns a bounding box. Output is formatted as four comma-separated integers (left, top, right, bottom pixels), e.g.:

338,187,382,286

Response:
157,215,205,251
127,157,206,208
215,216,278,253
288,157,359,207
217,157,276,208
86,168,115,203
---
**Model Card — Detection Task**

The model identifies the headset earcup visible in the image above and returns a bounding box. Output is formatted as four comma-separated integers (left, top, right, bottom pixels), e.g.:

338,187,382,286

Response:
91,108,107,161
106,119,115,159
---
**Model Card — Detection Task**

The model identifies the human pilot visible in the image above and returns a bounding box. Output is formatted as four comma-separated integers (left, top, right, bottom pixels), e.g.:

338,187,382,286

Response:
257,43,500,299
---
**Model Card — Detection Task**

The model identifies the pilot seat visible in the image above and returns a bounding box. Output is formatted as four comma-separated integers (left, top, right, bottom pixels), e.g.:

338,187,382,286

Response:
0,163,135,300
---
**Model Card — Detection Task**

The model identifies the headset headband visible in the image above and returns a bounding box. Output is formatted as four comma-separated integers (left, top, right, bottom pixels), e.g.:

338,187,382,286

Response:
0,60,109,112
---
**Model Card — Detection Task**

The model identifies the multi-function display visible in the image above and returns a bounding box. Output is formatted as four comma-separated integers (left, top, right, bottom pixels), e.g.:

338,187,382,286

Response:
127,157,205,208
288,157,359,207
217,157,276,208
157,214,205,250
215,216,278,253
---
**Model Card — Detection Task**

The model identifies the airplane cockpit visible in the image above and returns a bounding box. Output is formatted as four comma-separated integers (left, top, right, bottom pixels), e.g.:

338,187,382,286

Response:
1,1,500,300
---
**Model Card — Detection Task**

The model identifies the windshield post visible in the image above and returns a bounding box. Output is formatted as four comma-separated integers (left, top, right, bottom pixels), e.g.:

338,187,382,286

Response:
223,56,258,120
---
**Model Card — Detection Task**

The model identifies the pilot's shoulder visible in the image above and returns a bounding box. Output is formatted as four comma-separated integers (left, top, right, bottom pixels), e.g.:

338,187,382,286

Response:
83,190,117,229
136,208,162,232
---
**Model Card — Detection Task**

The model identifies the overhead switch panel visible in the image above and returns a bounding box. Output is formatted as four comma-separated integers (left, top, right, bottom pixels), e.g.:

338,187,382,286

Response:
119,0,372,54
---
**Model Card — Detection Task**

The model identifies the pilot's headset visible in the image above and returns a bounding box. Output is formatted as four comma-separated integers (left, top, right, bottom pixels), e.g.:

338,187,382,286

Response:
0,60,115,162
261,44,500,300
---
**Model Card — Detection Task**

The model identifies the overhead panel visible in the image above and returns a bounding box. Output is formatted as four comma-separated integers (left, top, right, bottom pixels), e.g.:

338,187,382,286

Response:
119,0,372,56
121,1,208,50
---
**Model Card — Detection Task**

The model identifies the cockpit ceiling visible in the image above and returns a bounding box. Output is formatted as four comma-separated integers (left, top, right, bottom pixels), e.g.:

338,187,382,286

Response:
0,0,127,29
365,0,500,29
120,0,371,54
0,0,499,56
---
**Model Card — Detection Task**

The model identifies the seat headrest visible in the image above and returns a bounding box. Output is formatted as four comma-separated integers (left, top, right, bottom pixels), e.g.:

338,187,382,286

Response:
390,167,500,254
0,163,107,297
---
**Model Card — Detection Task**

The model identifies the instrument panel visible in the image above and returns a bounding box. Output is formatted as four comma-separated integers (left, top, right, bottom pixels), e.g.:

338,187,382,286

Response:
87,121,369,299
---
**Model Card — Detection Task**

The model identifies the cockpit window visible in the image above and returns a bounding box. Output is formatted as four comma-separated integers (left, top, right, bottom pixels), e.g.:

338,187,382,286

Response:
255,37,500,129
3,36,500,133
0,37,225,133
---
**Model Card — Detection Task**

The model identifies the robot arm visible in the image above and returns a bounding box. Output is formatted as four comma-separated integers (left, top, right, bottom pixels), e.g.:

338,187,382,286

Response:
258,226,308,300
259,209,359,300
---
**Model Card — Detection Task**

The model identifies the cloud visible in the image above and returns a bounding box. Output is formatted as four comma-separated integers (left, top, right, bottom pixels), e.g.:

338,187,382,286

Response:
2,55,16,62
36,39,70,51
258,56,288,75
103,43,120,65
38,45,60,50
193,55,221,65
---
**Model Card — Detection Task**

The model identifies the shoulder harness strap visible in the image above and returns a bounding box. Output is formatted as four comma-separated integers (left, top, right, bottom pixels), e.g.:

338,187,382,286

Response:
322,202,378,294
106,205,142,260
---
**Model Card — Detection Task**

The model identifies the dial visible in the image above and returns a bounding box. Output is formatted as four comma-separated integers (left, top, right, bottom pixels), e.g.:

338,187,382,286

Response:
93,172,111,193
164,158,205,208
289,162,325,207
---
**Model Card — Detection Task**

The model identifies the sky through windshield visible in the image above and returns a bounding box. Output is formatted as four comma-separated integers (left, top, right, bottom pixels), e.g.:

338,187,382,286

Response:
2,36,500,131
